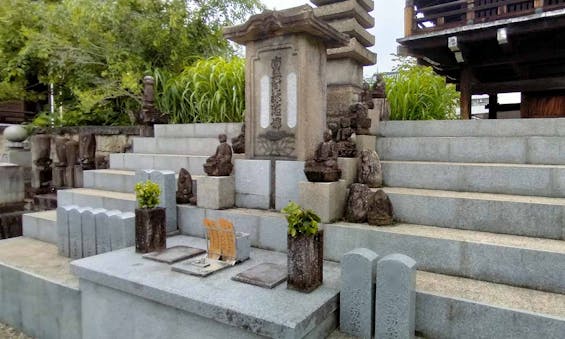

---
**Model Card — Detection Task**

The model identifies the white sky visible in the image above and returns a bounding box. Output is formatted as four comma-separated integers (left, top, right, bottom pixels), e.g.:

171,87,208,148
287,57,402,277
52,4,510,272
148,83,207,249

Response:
258,0,404,76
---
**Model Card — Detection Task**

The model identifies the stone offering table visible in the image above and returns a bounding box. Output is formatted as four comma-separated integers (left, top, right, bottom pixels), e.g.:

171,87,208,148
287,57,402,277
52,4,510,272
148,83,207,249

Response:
71,235,341,339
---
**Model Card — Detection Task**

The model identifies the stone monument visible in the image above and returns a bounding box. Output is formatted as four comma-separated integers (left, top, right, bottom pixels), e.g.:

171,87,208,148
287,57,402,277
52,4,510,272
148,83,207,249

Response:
203,134,233,177
304,129,341,182
358,149,382,188
30,134,52,194
65,140,79,188
79,133,96,170
53,136,69,188
224,5,348,161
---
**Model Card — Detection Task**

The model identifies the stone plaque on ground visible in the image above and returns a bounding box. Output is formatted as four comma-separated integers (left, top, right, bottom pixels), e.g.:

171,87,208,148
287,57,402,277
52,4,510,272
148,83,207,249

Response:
171,257,231,277
232,263,287,289
143,246,206,264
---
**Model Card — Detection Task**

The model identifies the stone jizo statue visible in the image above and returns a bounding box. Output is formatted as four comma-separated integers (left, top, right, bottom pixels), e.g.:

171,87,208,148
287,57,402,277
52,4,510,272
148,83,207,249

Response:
177,168,196,205
358,149,383,188
345,183,370,223
203,134,233,176
335,118,357,158
231,124,245,154
367,190,394,226
349,103,372,136
304,129,341,182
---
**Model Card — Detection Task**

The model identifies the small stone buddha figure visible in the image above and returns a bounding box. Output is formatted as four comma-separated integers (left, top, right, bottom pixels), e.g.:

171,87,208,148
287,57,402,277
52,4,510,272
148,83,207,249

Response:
304,129,341,182
350,103,372,135
231,124,245,154
176,168,195,204
335,117,357,158
203,134,233,176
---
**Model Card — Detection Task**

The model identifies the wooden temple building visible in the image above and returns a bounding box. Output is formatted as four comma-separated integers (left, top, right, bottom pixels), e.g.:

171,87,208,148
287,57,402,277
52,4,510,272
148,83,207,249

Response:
399,0,565,119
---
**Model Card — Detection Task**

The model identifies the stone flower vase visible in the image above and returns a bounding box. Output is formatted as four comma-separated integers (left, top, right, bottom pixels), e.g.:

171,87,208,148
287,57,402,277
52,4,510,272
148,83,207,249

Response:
135,207,166,253
287,231,324,293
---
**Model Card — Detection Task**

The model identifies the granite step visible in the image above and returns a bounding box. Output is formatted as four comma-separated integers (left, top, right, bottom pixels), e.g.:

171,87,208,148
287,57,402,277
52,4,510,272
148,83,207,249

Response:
382,187,565,240
0,237,81,339
57,188,137,212
83,169,136,193
132,137,219,156
382,160,565,198
325,222,565,295
178,206,565,294
378,118,565,138
377,136,565,165
22,210,57,244
154,122,243,139
109,153,208,175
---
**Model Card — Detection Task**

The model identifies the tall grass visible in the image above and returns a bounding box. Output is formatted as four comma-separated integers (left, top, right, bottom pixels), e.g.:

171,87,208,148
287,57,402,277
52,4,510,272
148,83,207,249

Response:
155,56,245,123
384,58,459,120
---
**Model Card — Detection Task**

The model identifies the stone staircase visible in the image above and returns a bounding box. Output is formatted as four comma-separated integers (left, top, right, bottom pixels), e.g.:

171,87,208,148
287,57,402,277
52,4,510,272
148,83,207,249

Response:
8,119,565,338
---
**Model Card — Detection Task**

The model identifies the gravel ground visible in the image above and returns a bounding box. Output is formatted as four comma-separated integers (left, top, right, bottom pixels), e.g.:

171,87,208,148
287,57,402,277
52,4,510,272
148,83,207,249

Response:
0,323,31,339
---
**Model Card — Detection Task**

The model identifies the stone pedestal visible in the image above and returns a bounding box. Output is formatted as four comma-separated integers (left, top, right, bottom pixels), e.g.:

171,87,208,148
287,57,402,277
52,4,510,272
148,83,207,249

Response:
224,5,348,161
5,149,31,167
275,160,307,210
299,180,347,223
135,207,166,254
235,159,271,209
337,157,357,187
355,134,377,153
53,167,66,188
197,176,235,210
65,166,76,188
74,165,84,188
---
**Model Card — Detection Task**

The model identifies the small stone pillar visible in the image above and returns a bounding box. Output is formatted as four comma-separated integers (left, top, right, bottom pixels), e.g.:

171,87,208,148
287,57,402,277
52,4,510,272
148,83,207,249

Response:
65,140,79,188
53,136,69,188
375,254,417,339
341,248,379,338
79,133,96,170
224,5,349,161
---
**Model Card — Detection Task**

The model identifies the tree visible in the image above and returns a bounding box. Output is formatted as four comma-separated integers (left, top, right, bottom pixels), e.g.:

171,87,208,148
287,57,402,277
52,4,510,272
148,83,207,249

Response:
384,56,459,120
0,0,263,126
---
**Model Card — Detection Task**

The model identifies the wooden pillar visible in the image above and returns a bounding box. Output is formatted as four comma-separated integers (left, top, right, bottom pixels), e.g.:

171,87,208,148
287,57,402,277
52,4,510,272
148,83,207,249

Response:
466,0,475,24
460,68,472,120
405,0,414,37
488,94,498,119
534,0,545,13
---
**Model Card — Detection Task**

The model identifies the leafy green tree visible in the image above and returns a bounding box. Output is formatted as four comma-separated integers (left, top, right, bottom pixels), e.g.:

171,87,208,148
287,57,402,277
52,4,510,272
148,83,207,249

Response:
0,0,262,126
384,56,459,120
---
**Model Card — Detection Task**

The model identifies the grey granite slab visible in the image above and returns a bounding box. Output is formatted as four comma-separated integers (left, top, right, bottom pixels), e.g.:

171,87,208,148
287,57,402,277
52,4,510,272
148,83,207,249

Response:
71,235,341,339
232,263,288,289
172,257,232,277
142,246,206,264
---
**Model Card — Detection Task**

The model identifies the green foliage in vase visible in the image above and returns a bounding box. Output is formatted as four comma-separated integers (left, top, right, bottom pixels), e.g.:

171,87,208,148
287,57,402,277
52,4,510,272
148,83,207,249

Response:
282,202,321,238
135,180,161,209
0,0,262,127
154,56,245,123
384,56,460,120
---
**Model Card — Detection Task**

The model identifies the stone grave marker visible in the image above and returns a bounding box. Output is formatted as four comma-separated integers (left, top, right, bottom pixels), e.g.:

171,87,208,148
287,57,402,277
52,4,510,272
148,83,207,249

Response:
375,253,417,339
232,263,288,289
340,248,379,338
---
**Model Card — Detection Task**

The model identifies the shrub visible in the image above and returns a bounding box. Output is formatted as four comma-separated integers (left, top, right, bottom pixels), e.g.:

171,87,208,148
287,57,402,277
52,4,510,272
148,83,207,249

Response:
135,180,161,209
384,56,459,120
155,56,245,124
282,202,321,237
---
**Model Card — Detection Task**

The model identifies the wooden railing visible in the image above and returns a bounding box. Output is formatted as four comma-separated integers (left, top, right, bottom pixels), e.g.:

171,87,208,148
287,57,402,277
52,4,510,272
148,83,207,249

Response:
405,0,565,36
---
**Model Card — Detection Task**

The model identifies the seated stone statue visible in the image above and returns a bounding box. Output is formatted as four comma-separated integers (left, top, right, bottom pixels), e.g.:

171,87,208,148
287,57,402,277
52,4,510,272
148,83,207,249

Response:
203,134,233,176
176,168,196,204
304,129,341,182
349,103,372,135
231,124,245,154
335,118,357,158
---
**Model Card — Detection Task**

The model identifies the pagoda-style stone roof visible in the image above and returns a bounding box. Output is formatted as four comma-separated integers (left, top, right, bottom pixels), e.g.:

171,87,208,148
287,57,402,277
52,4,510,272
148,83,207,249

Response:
223,5,349,48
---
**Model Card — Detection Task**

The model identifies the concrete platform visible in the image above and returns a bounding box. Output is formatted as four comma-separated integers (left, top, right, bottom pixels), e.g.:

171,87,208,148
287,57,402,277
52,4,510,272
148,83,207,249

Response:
109,153,208,175
377,136,565,165
22,210,57,244
383,187,565,240
382,161,565,198
0,237,81,339
71,236,340,339
325,222,565,294
132,137,219,156
57,188,136,212
378,118,565,138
